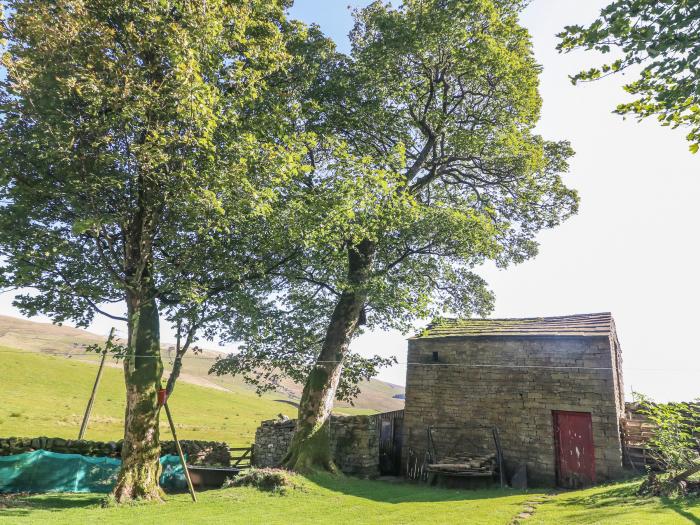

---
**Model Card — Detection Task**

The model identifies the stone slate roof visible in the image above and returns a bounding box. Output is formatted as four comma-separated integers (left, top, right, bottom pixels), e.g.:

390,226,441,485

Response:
413,312,615,339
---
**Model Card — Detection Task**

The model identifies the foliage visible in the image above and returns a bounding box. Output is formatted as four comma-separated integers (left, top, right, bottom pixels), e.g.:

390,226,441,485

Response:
0,0,303,341
85,331,128,361
213,0,578,402
0,0,306,497
224,468,298,494
633,393,700,497
558,1,700,152
634,394,700,475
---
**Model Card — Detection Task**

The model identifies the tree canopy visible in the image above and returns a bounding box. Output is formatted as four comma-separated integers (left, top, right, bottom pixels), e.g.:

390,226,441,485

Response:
213,0,579,471
558,0,700,151
0,0,303,500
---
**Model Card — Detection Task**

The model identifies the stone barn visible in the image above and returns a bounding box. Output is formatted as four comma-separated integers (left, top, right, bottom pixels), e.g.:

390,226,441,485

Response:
402,313,625,487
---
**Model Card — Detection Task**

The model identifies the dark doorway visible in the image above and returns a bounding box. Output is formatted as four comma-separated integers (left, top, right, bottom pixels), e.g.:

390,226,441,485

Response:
553,410,595,488
378,410,404,475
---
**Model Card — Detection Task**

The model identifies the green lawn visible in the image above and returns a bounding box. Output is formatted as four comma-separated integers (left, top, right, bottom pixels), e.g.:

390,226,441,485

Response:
529,480,700,525
0,475,536,525
1,476,698,525
0,348,298,446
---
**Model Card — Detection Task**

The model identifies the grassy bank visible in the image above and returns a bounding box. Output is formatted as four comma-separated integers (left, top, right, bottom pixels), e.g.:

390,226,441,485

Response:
0,348,296,445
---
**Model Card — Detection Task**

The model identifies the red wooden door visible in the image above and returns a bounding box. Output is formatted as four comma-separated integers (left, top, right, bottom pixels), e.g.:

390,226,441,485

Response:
553,411,595,488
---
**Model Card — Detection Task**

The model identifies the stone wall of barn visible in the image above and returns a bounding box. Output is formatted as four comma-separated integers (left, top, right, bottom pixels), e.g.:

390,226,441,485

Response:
253,415,380,477
403,335,625,486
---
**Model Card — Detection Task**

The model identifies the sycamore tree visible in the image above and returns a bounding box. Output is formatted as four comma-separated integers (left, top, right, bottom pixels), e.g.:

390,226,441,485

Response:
0,0,303,501
212,0,579,472
558,0,700,152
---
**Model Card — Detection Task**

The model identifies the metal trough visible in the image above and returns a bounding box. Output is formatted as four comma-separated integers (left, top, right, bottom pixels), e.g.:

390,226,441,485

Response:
187,466,240,489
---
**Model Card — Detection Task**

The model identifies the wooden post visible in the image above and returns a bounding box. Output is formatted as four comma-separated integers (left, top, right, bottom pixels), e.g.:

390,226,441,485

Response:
78,327,115,440
492,427,505,488
164,402,197,502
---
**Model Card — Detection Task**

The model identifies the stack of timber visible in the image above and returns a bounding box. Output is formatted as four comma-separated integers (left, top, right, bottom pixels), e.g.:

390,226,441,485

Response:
621,418,659,470
621,419,656,448
427,453,496,477
622,402,700,471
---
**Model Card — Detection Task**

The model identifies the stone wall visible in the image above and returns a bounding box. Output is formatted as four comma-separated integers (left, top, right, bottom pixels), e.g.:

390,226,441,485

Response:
403,335,625,486
254,415,380,477
0,437,230,466
330,415,380,476
254,419,296,468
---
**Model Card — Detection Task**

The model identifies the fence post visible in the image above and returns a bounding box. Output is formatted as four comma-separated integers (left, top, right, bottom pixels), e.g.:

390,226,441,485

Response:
78,327,115,440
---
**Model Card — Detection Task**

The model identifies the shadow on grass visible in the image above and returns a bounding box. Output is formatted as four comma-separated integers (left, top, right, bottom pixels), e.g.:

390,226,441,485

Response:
556,481,700,525
307,472,531,504
659,496,700,525
0,493,101,519
273,399,299,408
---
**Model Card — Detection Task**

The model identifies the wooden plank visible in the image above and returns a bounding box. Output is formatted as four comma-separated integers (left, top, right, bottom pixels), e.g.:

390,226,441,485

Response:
164,402,197,503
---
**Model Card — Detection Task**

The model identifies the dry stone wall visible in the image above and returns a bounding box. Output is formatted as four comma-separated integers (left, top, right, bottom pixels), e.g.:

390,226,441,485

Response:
0,437,230,466
254,419,296,468
403,336,625,486
254,415,380,477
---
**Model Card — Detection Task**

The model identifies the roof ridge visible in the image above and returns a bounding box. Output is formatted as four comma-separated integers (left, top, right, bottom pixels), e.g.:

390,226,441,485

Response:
415,312,615,339
436,312,611,322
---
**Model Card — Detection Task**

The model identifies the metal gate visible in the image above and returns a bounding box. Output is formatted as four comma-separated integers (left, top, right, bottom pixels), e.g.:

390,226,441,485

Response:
377,410,404,475
553,410,595,488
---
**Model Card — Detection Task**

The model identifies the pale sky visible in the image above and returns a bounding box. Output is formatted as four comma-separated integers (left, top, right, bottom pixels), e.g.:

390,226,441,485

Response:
2,1,698,401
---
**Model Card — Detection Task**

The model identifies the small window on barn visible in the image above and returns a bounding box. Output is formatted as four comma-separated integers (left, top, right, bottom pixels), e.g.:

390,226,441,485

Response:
432,351,439,362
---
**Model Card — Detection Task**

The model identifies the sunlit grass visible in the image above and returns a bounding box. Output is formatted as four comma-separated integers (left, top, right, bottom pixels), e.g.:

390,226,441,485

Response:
0,348,296,446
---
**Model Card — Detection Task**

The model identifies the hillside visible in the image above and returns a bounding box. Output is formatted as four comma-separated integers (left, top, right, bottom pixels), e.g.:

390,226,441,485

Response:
0,348,295,445
0,314,404,413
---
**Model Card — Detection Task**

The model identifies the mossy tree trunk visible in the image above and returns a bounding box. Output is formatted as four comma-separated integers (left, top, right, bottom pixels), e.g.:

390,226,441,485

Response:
112,290,164,502
283,240,375,472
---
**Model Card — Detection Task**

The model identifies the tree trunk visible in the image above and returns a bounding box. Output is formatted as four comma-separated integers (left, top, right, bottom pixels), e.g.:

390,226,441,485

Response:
670,462,700,484
283,240,375,472
112,293,165,502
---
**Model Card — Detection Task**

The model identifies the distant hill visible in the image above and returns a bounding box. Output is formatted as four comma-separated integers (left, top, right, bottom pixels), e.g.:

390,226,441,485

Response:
0,348,294,445
0,315,405,413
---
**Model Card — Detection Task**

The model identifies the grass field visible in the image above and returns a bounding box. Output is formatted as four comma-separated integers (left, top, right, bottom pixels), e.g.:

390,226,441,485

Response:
0,348,299,446
1,476,698,524
0,314,405,413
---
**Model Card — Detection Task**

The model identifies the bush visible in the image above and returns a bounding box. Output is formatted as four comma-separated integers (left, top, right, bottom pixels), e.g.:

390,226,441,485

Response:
634,393,700,497
224,468,297,494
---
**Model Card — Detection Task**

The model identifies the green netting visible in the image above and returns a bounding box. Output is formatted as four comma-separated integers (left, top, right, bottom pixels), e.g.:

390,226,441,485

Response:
0,450,186,493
